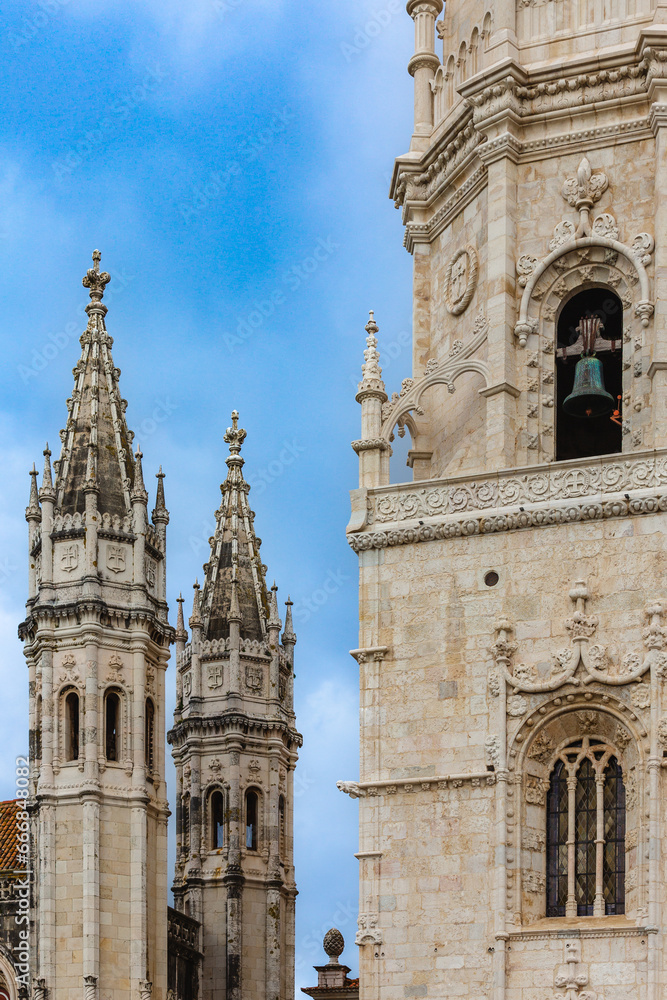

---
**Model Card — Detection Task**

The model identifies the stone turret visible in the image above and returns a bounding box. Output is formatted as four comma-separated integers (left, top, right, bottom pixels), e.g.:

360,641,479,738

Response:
168,411,302,1000
20,251,171,1000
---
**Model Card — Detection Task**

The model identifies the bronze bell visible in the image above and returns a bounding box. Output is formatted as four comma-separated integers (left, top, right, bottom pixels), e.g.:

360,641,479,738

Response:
562,316,615,419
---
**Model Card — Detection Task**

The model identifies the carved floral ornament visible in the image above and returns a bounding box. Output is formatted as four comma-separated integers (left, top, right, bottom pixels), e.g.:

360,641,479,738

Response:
514,158,654,348
488,581,666,708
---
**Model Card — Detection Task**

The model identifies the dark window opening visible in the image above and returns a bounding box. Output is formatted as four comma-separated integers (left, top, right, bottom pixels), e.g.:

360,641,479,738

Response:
145,698,155,771
555,288,623,462
105,691,120,762
246,790,258,851
211,790,225,850
65,691,79,762
279,795,286,859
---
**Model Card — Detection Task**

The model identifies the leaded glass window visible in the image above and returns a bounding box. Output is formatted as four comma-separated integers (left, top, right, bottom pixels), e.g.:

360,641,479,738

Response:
546,737,625,917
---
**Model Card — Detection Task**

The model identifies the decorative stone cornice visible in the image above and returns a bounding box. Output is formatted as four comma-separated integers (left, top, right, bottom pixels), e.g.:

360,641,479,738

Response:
167,713,303,750
337,770,496,797
347,449,667,550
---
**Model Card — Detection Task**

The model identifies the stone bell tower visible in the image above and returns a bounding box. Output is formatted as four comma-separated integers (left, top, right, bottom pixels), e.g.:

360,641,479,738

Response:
168,412,301,1000
20,252,171,1000
342,3,667,1000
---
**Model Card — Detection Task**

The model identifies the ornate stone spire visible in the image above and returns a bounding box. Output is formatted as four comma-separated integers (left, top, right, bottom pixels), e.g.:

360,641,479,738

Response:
200,412,270,642
55,250,136,518
356,311,386,400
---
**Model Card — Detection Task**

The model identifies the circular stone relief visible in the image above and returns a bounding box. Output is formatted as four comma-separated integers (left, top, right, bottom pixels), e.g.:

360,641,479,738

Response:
445,244,479,316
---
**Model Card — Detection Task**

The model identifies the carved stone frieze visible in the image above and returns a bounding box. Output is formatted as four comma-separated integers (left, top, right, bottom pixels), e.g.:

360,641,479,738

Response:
362,450,667,527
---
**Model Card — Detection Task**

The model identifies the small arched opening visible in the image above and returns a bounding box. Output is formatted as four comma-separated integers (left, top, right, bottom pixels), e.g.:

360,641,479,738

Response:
210,789,225,850
245,788,259,851
105,690,121,762
555,287,623,461
64,690,80,762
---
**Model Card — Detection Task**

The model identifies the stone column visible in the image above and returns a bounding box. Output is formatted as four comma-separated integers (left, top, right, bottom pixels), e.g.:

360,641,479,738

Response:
82,795,100,991
648,71,667,448
477,138,521,469
225,746,244,1000
130,638,148,996
406,0,443,141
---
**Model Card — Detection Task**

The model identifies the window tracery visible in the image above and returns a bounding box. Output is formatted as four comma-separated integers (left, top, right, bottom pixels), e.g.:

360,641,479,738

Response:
546,737,625,917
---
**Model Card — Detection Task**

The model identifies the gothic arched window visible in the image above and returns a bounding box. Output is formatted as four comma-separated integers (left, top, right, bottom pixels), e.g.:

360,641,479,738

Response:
145,698,155,772
546,737,625,917
105,690,121,762
210,789,225,850
64,690,79,762
245,789,259,851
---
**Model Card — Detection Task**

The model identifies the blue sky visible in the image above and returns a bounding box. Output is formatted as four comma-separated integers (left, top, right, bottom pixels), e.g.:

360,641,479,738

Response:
0,0,415,988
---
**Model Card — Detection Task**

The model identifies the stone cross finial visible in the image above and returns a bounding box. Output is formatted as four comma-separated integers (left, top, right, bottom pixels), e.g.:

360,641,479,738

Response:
224,410,247,455
82,249,111,301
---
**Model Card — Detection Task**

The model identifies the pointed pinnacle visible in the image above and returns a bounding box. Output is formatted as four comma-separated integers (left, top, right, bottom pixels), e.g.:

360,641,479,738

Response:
176,592,187,640
39,444,55,500
189,580,202,628
283,595,296,643
155,466,166,510
132,447,148,502
268,581,281,629
26,464,40,519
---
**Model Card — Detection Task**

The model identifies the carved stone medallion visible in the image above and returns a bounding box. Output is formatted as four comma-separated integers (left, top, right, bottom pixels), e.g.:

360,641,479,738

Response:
445,245,478,315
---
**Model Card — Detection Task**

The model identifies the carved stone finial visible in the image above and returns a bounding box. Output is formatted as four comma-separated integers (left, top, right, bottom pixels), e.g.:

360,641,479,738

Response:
82,249,111,301
323,927,345,964
224,410,247,455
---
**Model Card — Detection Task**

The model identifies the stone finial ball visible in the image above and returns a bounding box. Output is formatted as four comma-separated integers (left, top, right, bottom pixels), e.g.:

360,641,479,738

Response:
323,927,345,960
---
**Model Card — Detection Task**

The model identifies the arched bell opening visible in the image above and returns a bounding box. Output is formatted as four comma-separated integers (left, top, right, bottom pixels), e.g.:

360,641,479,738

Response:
555,287,623,462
